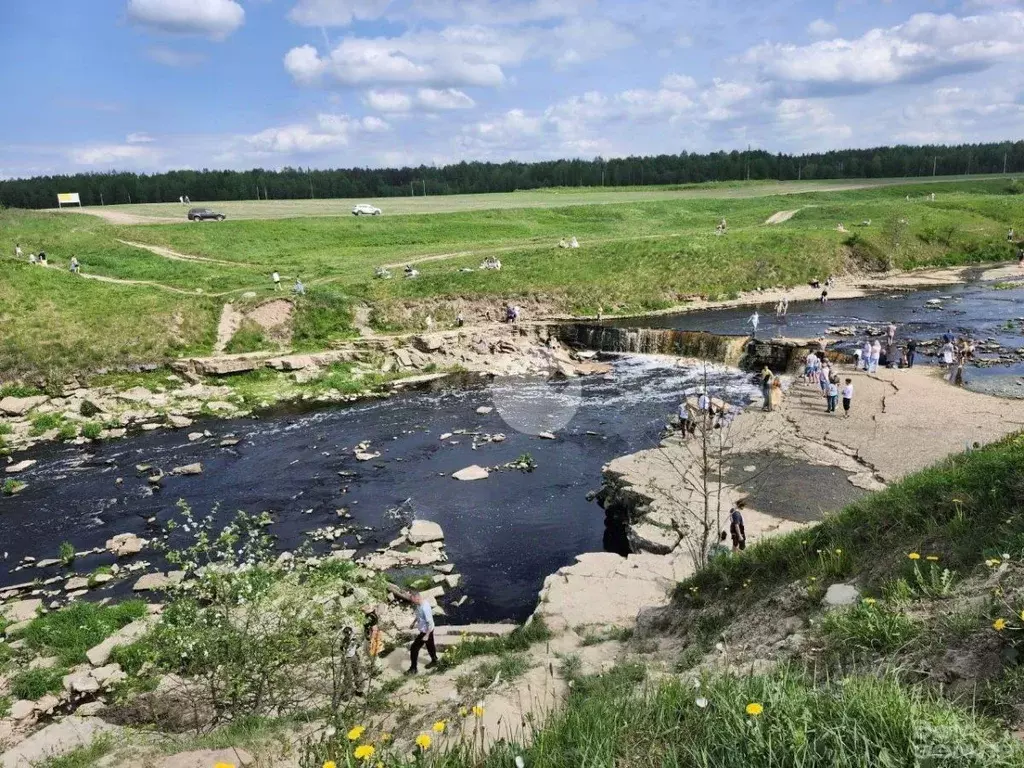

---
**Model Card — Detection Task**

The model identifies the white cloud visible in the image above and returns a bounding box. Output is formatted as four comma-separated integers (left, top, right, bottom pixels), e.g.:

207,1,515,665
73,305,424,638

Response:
71,144,161,166
284,26,530,87
660,73,697,91
416,88,476,110
125,132,154,144
126,0,244,40
774,98,852,146
146,46,206,67
242,113,390,155
806,19,838,39
745,10,1024,92
365,90,414,112
288,0,392,27
553,18,635,66
700,79,757,121
407,0,590,25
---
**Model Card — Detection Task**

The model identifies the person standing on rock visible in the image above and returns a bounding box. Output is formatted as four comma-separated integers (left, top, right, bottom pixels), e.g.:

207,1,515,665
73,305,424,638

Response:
886,322,897,345
827,376,839,414
272,271,281,290
760,365,773,411
14,243,22,259
408,592,438,675
907,338,917,368
677,400,692,438
869,340,881,373
748,310,760,338
729,500,747,552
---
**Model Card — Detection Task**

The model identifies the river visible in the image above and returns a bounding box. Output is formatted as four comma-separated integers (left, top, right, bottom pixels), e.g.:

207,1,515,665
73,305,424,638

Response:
0,357,755,623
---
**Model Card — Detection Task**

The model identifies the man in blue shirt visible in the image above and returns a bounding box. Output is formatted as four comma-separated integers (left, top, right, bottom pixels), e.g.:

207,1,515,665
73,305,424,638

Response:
408,593,438,674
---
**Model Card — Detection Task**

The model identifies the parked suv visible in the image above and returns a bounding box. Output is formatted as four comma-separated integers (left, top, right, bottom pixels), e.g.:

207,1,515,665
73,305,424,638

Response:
187,208,226,221
352,203,382,216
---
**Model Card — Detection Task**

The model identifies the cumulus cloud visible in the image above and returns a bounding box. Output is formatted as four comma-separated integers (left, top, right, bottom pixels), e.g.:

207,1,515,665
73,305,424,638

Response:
242,113,390,155
806,19,838,38
365,90,414,112
408,0,590,25
416,88,476,110
126,0,245,40
745,10,1024,93
146,46,206,67
125,132,155,144
553,18,635,66
284,26,530,87
288,0,392,27
71,144,161,166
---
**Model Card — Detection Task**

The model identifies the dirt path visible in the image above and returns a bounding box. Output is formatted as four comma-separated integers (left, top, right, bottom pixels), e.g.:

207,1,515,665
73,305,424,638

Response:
214,303,244,353
117,239,248,268
764,209,801,225
60,207,180,225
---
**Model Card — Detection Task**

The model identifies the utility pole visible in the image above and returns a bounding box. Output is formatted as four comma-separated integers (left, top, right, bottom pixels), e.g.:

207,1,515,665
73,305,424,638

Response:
933,156,937,176
100,192,104,206
423,180,427,196
745,144,751,181
309,178,314,199
1004,152,1008,174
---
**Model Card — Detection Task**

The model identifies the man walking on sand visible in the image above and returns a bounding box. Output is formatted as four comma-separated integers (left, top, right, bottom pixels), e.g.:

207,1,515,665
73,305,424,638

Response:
408,592,438,674
760,365,773,411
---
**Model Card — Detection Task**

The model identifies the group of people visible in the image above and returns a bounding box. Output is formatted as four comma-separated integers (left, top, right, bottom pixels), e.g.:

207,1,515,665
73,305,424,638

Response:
557,237,580,249
707,501,748,559
504,304,522,324
15,243,80,274
480,257,502,270
270,271,306,294
803,351,854,416
676,391,735,437
177,195,192,205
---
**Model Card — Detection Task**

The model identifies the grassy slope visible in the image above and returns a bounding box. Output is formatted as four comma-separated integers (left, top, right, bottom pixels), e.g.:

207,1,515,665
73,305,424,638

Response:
2,179,1021,378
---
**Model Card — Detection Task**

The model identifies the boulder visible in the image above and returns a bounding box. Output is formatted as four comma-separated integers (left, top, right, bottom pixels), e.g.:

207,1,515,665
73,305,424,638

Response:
538,431,557,440
628,522,681,555
63,670,101,694
79,399,103,418
0,717,119,768
91,663,126,687
195,358,260,376
34,559,60,569
475,406,493,415
105,533,146,557
355,452,380,462
9,699,35,721
823,583,860,607
74,701,105,717
33,694,61,715
171,463,202,476
91,573,114,585
452,465,489,481
413,336,444,353
166,414,193,429
132,571,184,592
64,577,90,592
293,367,323,384
1,598,42,623
0,395,48,416
28,656,59,670
408,520,444,545
394,349,414,368
5,460,36,474
86,618,150,666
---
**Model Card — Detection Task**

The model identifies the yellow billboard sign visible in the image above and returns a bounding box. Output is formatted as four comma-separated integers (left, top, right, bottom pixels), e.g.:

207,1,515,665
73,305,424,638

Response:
57,192,81,206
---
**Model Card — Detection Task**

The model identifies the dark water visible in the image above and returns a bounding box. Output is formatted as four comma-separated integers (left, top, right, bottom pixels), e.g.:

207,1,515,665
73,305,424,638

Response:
0,357,755,623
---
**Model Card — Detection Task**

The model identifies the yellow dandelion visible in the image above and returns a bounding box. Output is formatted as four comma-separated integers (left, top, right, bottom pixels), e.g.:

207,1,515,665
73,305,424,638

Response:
347,726,366,741
908,553,921,560
459,707,468,717
472,705,485,718
746,702,764,716
863,598,877,606
214,763,235,768
994,618,1008,632
432,720,446,734
353,745,375,761
380,732,392,743
835,549,842,555
926,555,939,562
986,558,1001,568
321,763,335,768
416,734,432,750
1020,610,1024,622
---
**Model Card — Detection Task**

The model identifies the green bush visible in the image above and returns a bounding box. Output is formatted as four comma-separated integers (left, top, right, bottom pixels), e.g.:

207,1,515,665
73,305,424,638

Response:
224,321,272,354
2,479,26,496
58,541,75,566
80,422,102,440
11,667,67,700
56,422,78,441
29,413,63,436
22,600,148,665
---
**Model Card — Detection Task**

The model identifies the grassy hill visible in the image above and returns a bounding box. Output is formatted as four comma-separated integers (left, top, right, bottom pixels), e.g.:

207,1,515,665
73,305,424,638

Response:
1,177,1021,381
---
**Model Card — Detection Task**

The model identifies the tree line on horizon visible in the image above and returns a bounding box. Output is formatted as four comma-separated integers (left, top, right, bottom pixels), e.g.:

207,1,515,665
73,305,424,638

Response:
2,141,1023,209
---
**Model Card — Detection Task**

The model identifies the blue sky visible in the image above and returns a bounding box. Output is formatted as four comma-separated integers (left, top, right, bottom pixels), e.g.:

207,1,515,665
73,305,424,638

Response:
1,0,1022,178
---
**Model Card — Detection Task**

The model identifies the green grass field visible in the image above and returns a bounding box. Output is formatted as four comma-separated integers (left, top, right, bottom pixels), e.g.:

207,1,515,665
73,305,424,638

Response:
2,177,1022,380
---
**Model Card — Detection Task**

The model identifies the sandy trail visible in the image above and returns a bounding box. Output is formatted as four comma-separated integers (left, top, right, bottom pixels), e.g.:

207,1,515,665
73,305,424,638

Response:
214,303,244,353
61,207,180,225
765,209,801,225
117,239,248,268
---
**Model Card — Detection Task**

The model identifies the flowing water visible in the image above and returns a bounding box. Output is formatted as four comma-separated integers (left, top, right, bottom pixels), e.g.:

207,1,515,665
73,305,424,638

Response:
0,357,756,623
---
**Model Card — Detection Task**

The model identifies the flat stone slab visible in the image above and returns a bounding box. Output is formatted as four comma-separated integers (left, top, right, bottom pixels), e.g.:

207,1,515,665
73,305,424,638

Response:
5,460,36,474
453,465,489,481
106,533,146,557
133,571,184,592
408,520,444,544
0,395,48,416
170,462,203,476
0,717,119,768
1,599,41,623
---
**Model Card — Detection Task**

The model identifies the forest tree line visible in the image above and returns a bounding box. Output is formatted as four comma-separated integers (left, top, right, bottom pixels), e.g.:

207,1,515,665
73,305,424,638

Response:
2,141,1023,209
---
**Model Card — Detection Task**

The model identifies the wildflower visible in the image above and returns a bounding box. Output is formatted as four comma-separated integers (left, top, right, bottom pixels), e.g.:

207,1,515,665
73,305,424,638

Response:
472,705,485,718
416,734,432,750
322,763,335,768
214,764,235,768
801,540,807,545
380,732,392,743
459,707,468,717
746,702,764,716
515,758,525,768
863,598,877,606
908,553,921,560
994,618,1008,632
432,720,446,734
695,697,708,708
986,559,1001,568
347,726,366,741
926,555,939,562
835,549,842,555
1003,553,1011,560
353,745,375,761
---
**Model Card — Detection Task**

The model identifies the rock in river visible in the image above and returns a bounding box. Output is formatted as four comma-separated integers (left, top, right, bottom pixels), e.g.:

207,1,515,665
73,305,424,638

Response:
171,463,203,476
105,533,146,557
452,465,489,481
0,395,48,416
408,520,444,545
5,459,37,474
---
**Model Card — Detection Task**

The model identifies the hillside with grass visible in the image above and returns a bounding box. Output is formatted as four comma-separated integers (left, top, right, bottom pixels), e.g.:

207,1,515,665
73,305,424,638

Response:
1,177,1022,382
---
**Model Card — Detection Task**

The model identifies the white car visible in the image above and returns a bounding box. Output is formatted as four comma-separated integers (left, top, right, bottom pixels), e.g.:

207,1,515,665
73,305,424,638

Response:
352,203,382,216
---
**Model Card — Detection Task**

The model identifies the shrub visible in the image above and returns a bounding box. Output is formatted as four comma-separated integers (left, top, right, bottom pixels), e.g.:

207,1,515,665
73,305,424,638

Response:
11,667,66,700
56,422,78,441
29,413,63,436
58,541,76,566
80,422,102,440
224,321,271,354
2,479,26,496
